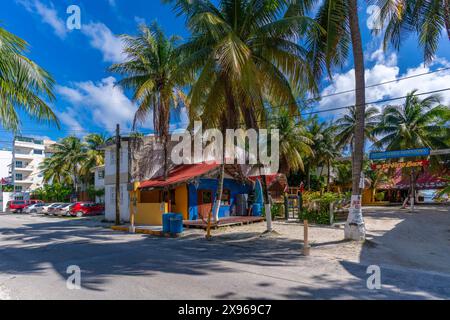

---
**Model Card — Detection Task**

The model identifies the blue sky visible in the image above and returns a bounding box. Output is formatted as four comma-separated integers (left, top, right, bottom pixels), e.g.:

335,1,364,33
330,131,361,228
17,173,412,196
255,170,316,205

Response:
1,0,450,148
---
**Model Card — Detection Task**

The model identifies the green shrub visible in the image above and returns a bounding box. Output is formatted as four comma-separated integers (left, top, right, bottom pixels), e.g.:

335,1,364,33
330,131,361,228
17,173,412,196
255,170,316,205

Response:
298,192,344,225
375,192,385,202
298,209,330,225
271,203,284,219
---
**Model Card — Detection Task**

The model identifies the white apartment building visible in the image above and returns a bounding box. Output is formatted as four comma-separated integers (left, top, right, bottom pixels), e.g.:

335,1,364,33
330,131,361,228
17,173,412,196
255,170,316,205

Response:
11,137,55,200
103,138,131,222
0,149,12,182
0,149,13,212
92,165,105,204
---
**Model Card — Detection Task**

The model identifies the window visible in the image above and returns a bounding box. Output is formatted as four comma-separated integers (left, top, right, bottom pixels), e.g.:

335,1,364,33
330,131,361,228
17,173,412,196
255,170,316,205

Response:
221,189,231,206
15,161,23,168
15,173,23,181
201,191,213,204
15,148,28,155
14,186,23,192
110,151,116,165
98,170,105,179
33,149,43,155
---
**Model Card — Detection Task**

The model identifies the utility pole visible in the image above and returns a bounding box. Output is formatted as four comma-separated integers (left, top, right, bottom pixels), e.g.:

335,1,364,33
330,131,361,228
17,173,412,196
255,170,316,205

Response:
115,124,121,226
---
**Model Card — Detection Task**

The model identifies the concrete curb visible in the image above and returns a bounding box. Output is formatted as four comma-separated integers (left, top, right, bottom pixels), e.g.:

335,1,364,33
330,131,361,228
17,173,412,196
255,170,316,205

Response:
111,225,182,238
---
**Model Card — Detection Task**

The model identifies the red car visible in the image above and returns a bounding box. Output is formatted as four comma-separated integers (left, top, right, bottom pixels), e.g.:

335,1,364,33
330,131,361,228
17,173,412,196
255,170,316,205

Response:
70,202,104,217
6,200,44,213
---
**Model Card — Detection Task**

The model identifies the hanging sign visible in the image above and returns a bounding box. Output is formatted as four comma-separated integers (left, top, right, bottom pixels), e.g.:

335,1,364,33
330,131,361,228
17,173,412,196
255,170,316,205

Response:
371,160,430,171
369,148,431,160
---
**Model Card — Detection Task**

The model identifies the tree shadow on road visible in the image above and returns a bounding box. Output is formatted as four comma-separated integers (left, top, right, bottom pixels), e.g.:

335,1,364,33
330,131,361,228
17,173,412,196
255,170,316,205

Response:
282,261,450,300
0,219,303,293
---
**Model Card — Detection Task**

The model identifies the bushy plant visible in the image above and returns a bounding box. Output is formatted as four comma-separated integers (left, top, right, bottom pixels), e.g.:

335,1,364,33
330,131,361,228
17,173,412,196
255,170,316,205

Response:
299,192,344,225
271,203,284,219
375,192,386,202
31,184,73,202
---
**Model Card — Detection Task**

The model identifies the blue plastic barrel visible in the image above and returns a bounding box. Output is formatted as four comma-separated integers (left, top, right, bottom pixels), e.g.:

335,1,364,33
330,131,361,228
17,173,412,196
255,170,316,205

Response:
170,214,184,234
252,203,263,217
163,213,175,233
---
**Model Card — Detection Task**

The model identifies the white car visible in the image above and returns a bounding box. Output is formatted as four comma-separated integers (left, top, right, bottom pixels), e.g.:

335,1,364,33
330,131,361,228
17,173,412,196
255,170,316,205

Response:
44,203,65,215
54,203,75,217
24,203,47,214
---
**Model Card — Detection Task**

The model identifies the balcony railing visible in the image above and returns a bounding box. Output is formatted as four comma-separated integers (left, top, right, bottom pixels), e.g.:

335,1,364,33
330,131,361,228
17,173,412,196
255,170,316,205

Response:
15,137,44,145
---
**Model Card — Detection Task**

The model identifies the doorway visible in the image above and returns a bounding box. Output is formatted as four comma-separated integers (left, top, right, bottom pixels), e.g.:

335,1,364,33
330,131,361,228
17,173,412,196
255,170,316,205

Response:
197,190,213,220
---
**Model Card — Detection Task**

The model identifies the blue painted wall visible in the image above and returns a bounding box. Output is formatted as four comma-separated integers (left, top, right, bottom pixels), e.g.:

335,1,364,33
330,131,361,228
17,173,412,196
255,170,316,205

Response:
188,178,253,220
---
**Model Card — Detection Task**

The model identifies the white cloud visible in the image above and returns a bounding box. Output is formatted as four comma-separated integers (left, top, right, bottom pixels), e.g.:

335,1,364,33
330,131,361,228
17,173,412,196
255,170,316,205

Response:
54,108,86,137
17,1,125,63
56,77,136,132
55,86,84,103
17,0,67,38
134,16,146,25
82,22,125,63
318,51,450,119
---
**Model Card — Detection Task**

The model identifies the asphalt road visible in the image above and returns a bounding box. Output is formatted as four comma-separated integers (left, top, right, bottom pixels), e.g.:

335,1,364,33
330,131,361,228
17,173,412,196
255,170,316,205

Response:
0,213,449,300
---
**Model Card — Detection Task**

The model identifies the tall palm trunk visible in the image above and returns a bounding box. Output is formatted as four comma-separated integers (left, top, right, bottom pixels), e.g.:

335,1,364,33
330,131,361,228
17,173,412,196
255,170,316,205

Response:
306,165,311,191
206,110,229,239
319,165,325,195
161,99,170,181
327,160,331,193
261,172,273,232
345,0,366,241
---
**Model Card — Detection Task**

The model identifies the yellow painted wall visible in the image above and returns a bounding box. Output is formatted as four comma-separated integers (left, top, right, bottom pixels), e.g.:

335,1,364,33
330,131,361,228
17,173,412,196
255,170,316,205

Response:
135,203,168,225
172,185,188,220
362,189,373,205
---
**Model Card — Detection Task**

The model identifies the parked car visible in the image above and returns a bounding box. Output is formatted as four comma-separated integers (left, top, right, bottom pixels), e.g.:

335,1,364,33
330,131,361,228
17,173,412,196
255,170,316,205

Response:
46,203,65,215
6,200,44,213
70,202,105,217
54,203,75,217
24,203,47,214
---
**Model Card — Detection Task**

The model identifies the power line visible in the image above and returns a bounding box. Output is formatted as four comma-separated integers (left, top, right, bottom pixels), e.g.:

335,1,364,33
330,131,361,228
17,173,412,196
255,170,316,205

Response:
3,65,449,134
251,87,450,125
1,88,448,136
1,85,449,138
312,66,450,101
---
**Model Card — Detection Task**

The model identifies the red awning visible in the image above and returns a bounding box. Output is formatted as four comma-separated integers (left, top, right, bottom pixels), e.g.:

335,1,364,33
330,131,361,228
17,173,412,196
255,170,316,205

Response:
139,163,220,189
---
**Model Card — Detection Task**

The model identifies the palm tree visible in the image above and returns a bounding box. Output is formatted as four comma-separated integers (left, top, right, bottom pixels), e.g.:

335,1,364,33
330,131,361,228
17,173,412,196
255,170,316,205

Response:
335,105,379,153
271,108,313,174
39,156,72,185
307,117,339,193
109,23,190,180
373,90,450,151
0,26,58,131
364,161,388,203
81,133,107,183
374,0,450,63
168,0,318,232
333,161,353,193
373,90,449,207
50,137,86,194
306,0,368,239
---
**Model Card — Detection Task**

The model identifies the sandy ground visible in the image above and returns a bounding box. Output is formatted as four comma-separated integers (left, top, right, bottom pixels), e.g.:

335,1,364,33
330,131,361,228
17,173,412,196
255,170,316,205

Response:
193,205,450,275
